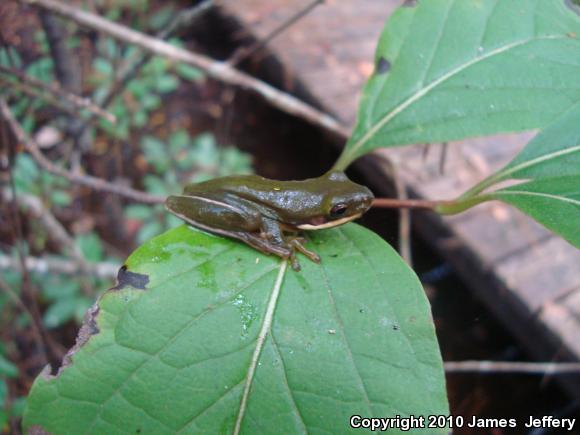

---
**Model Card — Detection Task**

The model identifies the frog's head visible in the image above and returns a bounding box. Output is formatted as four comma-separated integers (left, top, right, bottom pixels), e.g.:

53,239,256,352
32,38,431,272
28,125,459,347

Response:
298,171,374,230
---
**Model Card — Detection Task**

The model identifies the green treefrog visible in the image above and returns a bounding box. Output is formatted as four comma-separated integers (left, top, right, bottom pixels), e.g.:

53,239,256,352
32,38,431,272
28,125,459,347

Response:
165,170,374,270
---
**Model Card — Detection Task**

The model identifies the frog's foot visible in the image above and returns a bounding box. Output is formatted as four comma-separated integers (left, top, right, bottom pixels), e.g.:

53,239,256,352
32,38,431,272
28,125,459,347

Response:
288,237,321,264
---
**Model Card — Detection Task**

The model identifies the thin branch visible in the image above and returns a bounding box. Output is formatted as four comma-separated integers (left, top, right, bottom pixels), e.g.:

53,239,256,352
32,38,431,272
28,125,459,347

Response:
227,0,325,66
38,11,81,93
0,65,116,123
0,253,119,279
2,189,85,263
76,0,212,136
19,0,349,137
375,155,413,265
1,188,97,295
39,9,93,158
438,142,448,175
0,75,84,121
444,360,580,375
372,197,444,210
156,0,213,39
0,99,165,204
0,265,50,366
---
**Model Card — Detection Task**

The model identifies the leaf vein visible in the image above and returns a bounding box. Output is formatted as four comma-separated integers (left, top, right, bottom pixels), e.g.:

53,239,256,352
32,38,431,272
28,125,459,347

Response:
348,34,567,160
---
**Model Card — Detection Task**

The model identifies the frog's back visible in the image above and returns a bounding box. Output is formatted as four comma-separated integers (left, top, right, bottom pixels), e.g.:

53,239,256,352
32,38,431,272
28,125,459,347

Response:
183,174,278,196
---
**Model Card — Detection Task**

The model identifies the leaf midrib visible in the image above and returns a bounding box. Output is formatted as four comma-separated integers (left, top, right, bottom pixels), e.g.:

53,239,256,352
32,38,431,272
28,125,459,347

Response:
494,144,580,181
495,189,580,205
233,260,288,435
348,34,567,159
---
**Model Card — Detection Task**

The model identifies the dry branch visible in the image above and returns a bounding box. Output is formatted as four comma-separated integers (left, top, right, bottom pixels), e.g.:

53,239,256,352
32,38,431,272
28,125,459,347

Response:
445,360,580,375
0,254,119,280
0,99,165,204
0,65,116,123
18,0,349,137
76,0,212,135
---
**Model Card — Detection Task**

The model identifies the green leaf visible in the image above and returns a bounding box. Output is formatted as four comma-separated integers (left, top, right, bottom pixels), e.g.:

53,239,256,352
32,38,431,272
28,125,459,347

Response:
490,176,580,247
136,220,163,244
10,397,27,418
142,136,170,172
24,225,447,434
133,110,148,127
43,278,80,301
148,6,175,31
43,297,79,328
76,232,104,262
335,0,580,169
125,204,153,221
93,58,113,77
0,355,18,378
155,75,179,93
143,174,169,195
175,63,205,82
0,381,6,408
444,102,580,247
169,129,189,152
482,104,580,183
50,190,72,207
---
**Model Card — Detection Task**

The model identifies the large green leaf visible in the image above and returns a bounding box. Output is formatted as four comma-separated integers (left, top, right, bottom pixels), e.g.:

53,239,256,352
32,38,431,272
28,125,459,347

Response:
440,102,580,247
490,176,580,247
24,225,447,434
335,0,580,169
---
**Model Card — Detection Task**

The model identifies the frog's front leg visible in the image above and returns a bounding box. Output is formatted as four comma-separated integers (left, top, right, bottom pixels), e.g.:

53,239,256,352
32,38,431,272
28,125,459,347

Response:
260,218,320,271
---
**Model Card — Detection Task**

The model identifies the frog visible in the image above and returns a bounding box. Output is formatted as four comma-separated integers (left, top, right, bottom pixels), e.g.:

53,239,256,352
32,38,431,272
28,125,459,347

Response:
165,170,374,271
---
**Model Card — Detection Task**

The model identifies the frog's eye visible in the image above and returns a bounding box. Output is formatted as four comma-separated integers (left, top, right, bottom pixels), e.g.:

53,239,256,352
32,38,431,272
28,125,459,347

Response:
330,203,348,218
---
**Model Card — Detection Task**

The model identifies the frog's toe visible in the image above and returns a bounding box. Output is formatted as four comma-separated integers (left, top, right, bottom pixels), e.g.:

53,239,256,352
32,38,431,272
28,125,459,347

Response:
288,238,321,264
289,251,302,271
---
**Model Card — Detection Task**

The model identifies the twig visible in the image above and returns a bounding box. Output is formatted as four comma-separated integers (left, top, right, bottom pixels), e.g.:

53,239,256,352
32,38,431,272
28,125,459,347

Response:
438,142,448,175
0,65,116,123
2,189,85,263
0,253,119,279
38,11,81,93
38,9,92,159
0,99,165,204
0,275,50,365
372,197,443,210
444,360,580,374
227,0,324,66
0,75,84,120
1,188,96,295
19,0,349,137
76,0,211,136
157,0,213,39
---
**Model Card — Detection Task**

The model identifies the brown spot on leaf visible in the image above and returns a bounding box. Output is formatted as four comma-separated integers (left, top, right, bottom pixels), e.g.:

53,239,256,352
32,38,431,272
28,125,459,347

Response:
403,0,418,7
111,265,149,290
44,303,101,378
376,56,391,74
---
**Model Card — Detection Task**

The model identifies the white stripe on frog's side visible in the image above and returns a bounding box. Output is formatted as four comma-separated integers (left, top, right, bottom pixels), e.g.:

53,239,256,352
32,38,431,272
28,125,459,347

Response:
297,213,362,230
172,194,243,213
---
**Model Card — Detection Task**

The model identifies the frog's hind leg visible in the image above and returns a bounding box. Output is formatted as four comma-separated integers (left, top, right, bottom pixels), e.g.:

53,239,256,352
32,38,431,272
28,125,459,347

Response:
166,194,292,260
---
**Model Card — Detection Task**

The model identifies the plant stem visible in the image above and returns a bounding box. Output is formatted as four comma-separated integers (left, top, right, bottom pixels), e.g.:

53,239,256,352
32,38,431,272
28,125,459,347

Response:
372,198,444,210
372,194,492,215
